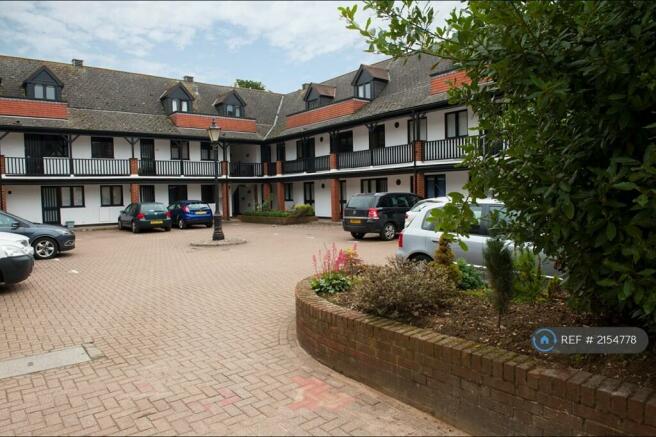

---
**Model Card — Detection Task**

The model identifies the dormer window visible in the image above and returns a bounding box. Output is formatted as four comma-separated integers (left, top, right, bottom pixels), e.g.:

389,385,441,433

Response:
160,83,194,115
352,64,389,101
214,90,246,118
303,84,336,110
23,66,63,101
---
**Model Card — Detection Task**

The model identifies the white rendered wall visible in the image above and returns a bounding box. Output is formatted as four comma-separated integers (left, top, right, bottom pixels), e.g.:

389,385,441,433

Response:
1,132,24,157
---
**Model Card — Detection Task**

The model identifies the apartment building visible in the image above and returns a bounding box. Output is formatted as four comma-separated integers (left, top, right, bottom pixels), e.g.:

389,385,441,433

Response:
0,54,477,225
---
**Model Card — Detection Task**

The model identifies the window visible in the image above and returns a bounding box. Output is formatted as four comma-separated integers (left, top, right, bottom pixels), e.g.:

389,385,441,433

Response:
181,100,188,112
276,143,286,161
336,131,353,153
140,185,155,203
33,84,56,100
303,182,314,205
34,84,44,99
446,110,468,138
60,186,84,208
201,185,216,203
370,125,385,149
361,178,387,193
408,117,428,142
296,138,315,159
284,183,293,201
200,141,217,161
225,104,243,118
171,99,178,112
170,140,189,160
100,185,123,207
46,86,56,100
91,137,114,159
426,174,446,198
168,185,188,204
357,82,372,99
307,99,319,110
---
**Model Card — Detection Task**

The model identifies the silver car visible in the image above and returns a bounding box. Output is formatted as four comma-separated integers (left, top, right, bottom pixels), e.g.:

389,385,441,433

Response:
396,201,556,276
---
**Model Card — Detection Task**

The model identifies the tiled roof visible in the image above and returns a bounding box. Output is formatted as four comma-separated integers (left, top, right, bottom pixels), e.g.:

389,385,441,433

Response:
0,53,454,142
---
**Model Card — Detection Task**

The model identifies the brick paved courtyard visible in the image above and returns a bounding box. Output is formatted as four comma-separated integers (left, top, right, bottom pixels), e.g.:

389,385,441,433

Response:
0,222,462,436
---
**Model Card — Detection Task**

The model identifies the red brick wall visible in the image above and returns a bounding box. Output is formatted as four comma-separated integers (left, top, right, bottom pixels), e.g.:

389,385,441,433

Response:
415,171,426,198
130,183,139,203
330,178,340,222
169,113,256,133
285,99,367,129
296,280,656,436
430,70,471,95
0,97,69,119
275,182,285,211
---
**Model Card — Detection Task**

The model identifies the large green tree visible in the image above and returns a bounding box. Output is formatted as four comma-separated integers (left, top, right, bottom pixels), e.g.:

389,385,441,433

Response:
234,79,266,90
340,1,656,326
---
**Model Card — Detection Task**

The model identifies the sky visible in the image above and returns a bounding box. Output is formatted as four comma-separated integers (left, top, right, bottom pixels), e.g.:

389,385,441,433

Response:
0,1,462,93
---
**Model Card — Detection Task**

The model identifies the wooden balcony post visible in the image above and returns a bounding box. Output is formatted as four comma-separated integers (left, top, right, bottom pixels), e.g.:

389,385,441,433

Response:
275,181,285,211
276,160,283,176
221,182,230,219
414,140,425,162
130,183,140,203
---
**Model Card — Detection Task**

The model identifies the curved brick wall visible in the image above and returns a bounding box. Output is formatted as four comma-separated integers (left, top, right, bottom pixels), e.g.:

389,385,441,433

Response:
295,279,656,436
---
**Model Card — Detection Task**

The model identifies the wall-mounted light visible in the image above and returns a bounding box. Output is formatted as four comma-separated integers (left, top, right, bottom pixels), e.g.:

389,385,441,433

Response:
394,122,400,128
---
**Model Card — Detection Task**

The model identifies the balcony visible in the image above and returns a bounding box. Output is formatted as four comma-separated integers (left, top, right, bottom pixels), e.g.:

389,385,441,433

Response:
282,156,330,174
138,160,220,177
5,157,131,176
423,136,473,161
229,162,263,177
337,143,414,169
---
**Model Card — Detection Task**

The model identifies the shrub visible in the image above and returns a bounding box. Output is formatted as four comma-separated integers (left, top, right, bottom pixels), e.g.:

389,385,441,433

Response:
513,247,545,302
241,210,290,217
483,238,515,329
456,258,485,290
351,258,456,320
310,271,352,295
342,244,364,275
434,233,462,284
290,204,315,217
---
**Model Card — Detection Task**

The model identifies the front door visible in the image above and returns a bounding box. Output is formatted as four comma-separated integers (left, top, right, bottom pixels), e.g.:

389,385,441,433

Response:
232,187,240,216
140,139,156,176
339,180,346,216
41,186,61,225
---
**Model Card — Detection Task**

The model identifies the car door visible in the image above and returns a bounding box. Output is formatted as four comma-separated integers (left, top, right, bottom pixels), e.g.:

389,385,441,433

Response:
120,204,134,226
393,195,410,229
0,212,18,235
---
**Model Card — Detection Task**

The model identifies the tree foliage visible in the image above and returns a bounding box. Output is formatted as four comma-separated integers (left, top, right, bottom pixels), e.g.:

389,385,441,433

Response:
340,1,656,327
234,79,266,90
483,238,515,329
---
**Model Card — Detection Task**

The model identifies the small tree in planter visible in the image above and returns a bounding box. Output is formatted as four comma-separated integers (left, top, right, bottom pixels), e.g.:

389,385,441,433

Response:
483,238,514,329
434,233,462,284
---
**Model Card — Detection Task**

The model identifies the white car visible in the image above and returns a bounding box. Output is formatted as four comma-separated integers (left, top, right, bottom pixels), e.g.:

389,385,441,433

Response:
0,232,35,285
397,201,556,276
404,196,450,228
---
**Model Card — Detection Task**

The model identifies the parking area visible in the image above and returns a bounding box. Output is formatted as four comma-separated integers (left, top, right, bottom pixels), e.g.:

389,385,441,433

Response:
0,222,460,436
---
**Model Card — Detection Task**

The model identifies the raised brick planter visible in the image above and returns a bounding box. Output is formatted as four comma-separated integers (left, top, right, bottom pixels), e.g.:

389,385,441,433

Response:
295,279,656,436
237,215,317,225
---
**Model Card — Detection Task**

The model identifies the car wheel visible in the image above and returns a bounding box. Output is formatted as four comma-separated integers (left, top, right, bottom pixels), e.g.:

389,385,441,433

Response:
380,223,396,241
131,221,139,234
206,222,213,228
164,226,171,232
33,237,58,260
350,232,365,240
410,253,433,263
178,219,186,229
117,219,123,230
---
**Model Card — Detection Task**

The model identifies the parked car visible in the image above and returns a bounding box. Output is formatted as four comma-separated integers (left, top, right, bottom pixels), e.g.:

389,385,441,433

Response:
118,202,172,233
404,196,450,228
0,211,76,260
167,200,213,229
342,192,421,241
0,232,34,285
397,200,556,276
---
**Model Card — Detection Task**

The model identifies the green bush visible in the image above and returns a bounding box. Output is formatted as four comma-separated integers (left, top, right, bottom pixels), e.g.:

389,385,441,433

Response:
351,258,456,320
310,271,352,295
434,233,462,284
241,210,290,217
513,247,545,302
456,258,485,290
290,204,315,217
484,238,515,329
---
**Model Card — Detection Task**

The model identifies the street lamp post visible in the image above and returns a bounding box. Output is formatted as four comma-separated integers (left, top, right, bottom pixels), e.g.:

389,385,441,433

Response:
207,119,225,241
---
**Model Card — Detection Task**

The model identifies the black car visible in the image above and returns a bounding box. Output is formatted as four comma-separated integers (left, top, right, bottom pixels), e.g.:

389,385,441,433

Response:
342,192,420,240
0,211,76,260
167,200,213,229
118,202,172,233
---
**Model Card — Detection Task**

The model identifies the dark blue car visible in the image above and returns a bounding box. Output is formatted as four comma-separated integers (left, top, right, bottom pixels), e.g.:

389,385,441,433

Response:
167,200,213,229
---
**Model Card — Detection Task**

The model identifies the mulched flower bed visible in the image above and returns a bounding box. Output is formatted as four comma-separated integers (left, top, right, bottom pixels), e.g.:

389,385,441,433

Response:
326,288,656,389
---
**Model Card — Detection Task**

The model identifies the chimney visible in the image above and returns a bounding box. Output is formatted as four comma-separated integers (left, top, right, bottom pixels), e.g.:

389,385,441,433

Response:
184,75,194,83
72,59,84,67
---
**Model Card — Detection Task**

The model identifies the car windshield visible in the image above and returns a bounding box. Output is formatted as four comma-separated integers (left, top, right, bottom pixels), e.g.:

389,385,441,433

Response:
141,203,166,212
347,195,377,209
1,211,32,225
187,203,210,210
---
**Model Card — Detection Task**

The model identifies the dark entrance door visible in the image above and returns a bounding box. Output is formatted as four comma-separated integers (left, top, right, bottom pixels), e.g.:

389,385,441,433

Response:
297,138,316,173
232,188,240,216
41,186,60,225
339,180,347,216
168,185,188,204
25,134,68,175
140,139,155,175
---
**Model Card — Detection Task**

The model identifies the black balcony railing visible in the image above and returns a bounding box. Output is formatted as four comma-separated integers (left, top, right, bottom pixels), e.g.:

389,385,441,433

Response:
230,162,263,177
282,156,331,174
423,136,473,161
139,159,221,176
183,160,218,176
337,149,371,169
73,158,130,176
5,157,70,176
372,143,413,166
